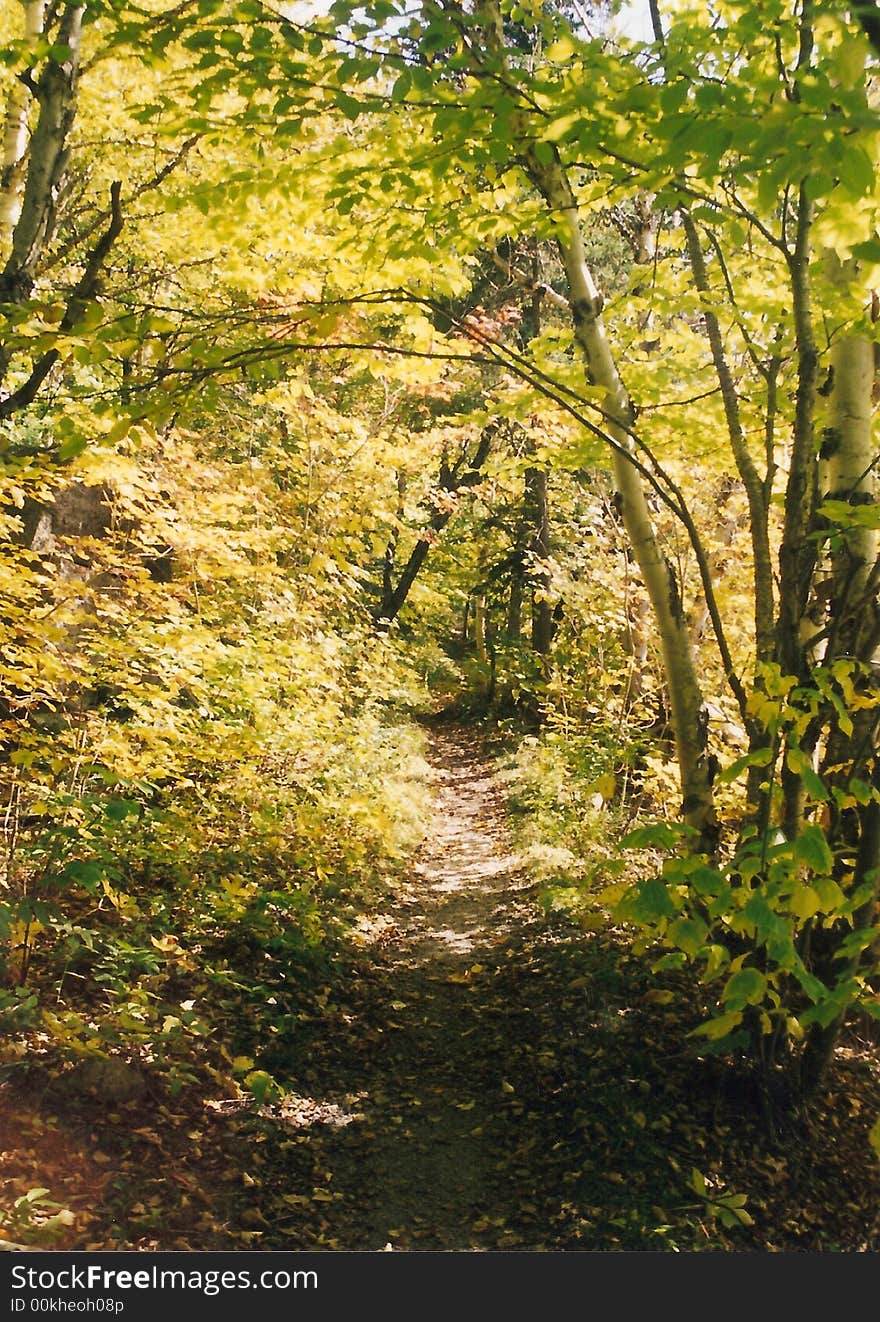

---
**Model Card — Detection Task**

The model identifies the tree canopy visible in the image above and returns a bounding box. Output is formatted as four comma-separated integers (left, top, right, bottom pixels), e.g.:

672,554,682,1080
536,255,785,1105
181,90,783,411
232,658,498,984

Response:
0,0,878,1254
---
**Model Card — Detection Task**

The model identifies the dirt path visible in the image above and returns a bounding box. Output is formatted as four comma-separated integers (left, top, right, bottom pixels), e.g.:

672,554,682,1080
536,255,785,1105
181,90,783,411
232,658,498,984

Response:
332,729,544,1246
243,724,672,1251
221,726,879,1253
269,726,541,1250
7,727,879,1252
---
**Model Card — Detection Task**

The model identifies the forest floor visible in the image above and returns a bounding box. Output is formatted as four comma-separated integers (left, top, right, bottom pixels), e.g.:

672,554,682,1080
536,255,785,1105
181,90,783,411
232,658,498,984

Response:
2,724,880,1251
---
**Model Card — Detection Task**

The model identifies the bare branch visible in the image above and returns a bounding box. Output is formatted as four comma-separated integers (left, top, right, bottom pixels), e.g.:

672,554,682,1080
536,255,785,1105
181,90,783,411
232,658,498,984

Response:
0,180,124,419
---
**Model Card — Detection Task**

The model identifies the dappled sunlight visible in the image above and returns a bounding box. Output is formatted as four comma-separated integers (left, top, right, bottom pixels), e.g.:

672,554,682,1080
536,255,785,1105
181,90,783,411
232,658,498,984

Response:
412,925,482,955
206,1092,366,1129
389,732,526,966
0,0,877,1261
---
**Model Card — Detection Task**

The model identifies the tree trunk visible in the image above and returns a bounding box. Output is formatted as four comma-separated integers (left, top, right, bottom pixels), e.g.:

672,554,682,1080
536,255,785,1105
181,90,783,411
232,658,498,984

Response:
777,187,820,841
821,257,878,663
519,238,554,659
380,471,407,619
681,214,775,666
468,0,715,838
375,425,495,626
524,149,715,839
527,466,553,656
0,0,45,251
803,258,880,1094
506,563,522,643
0,5,84,309
474,592,488,665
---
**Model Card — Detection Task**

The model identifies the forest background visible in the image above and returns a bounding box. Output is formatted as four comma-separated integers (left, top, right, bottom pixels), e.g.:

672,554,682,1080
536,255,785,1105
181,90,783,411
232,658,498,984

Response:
0,0,879,1251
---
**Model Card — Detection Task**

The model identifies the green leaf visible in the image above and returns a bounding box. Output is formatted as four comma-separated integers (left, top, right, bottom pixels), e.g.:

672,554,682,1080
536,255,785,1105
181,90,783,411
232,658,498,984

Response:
718,746,773,785
812,876,846,913
700,944,730,980
668,916,708,958
819,499,880,530
789,885,822,920
243,1069,283,1105
57,434,88,461
620,822,682,850
660,80,689,113
105,798,139,822
839,142,875,197
690,1009,743,1040
22,1188,50,1204
336,92,364,120
700,124,733,163
218,29,244,54
651,951,687,972
724,1203,754,1227
531,140,556,166
757,161,784,215
689,865,726,898
792,961,827,1002
853,239,880,264
621,877,677,922
689,1167,707,1196
391,71,412,102
836,927,878,959
801,767,828,801
545,36,577,63
794,824,833,874
742,894,778,941
694,84,721,111
60,860,105,892
848,778,875,806
723,967,767,1009
541,112,581,144
869,1115,880,1160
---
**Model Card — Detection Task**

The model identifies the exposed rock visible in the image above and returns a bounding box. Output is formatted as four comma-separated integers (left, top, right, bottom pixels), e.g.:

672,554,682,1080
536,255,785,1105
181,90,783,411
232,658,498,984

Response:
60,1056,146,1104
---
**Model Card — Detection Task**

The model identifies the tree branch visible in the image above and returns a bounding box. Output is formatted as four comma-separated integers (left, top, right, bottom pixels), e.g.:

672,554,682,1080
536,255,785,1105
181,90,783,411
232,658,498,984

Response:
0,180,123,420
45,135,199,273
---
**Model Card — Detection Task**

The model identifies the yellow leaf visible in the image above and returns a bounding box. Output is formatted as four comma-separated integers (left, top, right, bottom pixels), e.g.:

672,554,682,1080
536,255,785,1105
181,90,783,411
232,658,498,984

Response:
789,886,821,920
150,935,180,952
589,772,616,801
690,1009,743,1040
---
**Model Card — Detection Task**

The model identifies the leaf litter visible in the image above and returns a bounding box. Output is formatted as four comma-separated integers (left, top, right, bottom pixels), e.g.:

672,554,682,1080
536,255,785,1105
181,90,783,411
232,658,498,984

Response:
1,727,878,1251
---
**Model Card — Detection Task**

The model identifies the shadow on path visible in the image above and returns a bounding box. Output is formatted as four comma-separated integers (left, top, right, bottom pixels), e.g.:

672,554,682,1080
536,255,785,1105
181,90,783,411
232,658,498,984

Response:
229,728,880,1252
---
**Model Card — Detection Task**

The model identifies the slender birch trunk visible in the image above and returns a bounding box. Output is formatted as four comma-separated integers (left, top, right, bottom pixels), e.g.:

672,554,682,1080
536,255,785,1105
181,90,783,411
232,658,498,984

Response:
473,0,716,839
681,215,776,666
527,157,715,837
0,0,45,252
474,593,488,665
821,257,878,661
802,259,879,1094
0,5,84,307
506,528,524,643
527,466,553,657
